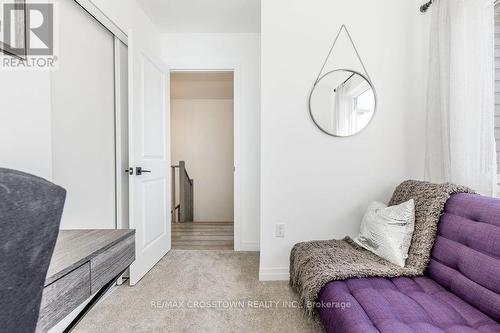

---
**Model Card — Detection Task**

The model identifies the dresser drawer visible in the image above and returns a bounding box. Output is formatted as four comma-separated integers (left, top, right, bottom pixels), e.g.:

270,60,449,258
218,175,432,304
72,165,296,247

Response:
37,262,91,332
90,234,135,293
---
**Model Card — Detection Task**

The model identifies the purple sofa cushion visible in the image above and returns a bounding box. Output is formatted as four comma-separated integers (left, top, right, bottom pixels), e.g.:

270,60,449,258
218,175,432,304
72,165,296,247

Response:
318,277,500,333
427,193,500,320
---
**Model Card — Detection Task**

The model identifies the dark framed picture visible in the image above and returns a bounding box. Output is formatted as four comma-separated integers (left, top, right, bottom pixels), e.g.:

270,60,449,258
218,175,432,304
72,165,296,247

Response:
0,0,27,59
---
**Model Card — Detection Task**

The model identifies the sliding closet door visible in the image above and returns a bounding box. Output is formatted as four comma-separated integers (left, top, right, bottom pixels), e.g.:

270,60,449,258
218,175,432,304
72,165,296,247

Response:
51,0,115,229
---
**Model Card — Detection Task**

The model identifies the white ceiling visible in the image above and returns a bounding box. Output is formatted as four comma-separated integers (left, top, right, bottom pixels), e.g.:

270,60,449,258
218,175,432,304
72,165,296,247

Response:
136,0,260,33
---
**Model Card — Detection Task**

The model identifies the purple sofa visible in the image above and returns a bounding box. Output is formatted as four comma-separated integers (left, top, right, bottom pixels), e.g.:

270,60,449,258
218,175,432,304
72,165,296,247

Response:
318,193,500,333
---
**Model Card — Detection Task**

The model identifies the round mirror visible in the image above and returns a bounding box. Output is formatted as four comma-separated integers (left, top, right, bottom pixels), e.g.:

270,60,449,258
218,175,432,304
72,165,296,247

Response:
309,69,376,137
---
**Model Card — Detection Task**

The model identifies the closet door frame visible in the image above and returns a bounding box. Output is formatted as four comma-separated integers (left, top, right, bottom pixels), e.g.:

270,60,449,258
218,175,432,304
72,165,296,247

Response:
114,37,129,230
74,0,127,45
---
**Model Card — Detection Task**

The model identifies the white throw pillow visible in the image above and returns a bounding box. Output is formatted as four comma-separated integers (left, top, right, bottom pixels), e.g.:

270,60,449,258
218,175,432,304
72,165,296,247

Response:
353,199,415,267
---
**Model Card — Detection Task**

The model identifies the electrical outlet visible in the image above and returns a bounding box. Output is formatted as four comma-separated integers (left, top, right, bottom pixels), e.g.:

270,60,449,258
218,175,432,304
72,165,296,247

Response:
275,224,285,238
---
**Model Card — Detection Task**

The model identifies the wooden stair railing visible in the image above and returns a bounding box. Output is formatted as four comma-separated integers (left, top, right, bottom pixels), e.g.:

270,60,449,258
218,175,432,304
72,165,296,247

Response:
171,161,194,223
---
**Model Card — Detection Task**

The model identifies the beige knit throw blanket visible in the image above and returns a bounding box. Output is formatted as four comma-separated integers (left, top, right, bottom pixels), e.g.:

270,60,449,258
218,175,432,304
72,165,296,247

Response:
289,180,475,317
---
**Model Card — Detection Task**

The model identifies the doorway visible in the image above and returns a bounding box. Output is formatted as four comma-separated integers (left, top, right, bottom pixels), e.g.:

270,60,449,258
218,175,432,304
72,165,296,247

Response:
170,71,235,250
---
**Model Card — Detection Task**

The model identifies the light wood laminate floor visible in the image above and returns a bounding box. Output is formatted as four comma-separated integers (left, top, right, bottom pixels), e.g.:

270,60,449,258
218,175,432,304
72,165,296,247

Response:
171,221,234,250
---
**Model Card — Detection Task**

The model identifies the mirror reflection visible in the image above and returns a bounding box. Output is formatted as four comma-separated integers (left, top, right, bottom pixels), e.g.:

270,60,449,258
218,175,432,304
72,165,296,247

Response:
309,70,376,137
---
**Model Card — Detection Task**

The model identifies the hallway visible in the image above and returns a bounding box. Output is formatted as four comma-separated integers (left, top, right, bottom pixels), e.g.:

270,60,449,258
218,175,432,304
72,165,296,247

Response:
170,72,235,251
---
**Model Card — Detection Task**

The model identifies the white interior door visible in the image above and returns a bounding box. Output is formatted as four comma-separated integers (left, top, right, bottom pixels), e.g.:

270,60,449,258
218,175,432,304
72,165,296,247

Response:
128,31,171,285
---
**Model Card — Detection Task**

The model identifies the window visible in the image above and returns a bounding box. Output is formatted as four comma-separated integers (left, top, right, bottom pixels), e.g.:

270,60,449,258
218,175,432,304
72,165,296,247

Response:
354,88,375,114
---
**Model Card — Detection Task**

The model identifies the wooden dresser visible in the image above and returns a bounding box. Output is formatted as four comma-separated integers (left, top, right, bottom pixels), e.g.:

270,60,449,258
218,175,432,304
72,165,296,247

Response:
36,229,135,332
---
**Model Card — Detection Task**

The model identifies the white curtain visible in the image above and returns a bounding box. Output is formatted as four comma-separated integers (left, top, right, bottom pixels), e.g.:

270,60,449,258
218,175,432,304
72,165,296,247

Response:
334,84,351,135
425,0,497,195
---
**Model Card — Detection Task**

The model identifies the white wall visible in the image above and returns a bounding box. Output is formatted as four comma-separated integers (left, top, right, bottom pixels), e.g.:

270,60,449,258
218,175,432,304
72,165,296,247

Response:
161,33,261,250
171,98,234,221
259,0,430,280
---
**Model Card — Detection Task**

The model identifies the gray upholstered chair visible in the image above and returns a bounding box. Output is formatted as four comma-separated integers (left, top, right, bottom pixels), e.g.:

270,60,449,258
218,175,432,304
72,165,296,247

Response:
0,168,66,333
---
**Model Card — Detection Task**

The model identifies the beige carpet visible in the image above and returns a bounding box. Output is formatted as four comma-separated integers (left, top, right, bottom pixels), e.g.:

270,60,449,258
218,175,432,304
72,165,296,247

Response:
74,250,322,333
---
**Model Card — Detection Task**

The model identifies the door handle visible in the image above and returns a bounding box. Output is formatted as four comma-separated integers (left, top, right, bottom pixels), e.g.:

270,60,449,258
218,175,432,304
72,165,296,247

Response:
136,167,151,175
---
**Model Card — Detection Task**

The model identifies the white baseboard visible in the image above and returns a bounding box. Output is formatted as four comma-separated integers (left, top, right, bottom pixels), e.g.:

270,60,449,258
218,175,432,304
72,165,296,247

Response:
259,267,289,281
240,241,259,251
